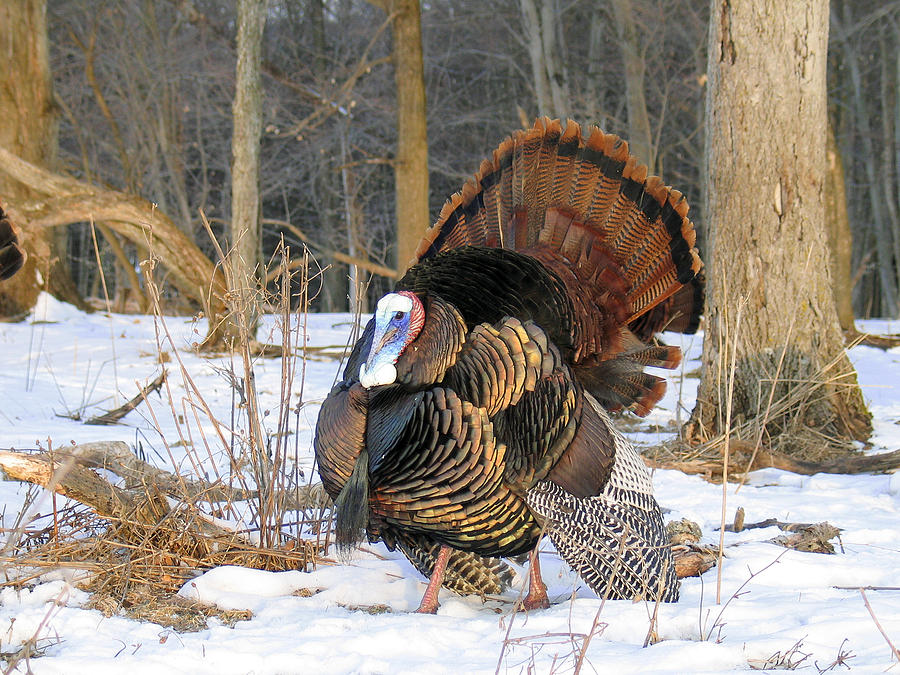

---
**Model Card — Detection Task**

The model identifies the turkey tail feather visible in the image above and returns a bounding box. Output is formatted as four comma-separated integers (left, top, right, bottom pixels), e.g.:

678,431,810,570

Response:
411,119,701,314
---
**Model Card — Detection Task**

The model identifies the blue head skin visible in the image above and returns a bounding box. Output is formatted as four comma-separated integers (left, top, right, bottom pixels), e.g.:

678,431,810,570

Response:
359,292,422,388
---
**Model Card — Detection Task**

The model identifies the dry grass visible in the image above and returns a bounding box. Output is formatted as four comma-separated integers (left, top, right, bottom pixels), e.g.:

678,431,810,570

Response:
649,341,871,479
1,237,338,634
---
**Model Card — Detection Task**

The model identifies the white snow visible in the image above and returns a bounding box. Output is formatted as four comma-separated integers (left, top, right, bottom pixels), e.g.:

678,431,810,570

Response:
0,293,898,673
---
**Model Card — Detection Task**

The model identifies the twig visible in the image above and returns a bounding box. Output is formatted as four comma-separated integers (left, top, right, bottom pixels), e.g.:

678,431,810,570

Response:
703,550,787,642
265,218,399,280
718,518,833,533
85,371,167,425
573,608,605,674
2,583,67,675
859,588,900,662
718,289,747,604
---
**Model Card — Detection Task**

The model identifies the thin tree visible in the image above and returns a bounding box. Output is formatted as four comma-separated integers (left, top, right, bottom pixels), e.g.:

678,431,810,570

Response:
368,0,429,272
610,0,654,171
519,0,570,118
825,122,855,332
229,0,268,338
689,0,871,455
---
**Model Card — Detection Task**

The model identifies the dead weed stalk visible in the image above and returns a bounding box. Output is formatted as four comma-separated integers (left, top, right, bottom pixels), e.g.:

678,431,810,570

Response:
1,235,334,632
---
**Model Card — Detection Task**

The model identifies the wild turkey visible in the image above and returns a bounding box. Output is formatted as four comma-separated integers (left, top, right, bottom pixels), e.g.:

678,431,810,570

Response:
0,205,25,281
314,118,703,612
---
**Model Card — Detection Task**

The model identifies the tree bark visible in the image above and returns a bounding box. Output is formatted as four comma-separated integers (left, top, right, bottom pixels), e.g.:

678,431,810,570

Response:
825,123,855,331
229,0,267,337
0,0,71,316
689,0,871,455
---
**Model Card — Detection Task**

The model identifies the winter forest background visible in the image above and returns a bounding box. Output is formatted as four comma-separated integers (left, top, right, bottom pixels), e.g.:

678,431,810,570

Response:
2,1,900,672
2,0,899,320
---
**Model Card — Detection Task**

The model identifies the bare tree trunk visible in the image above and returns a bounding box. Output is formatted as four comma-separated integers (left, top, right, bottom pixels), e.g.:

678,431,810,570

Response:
610,0,654,171
340,124,367,313
520,0,570,119
833,2,898,317
689,0,871,455
584,13,608,128
825,123,855,332
230,0,267,338
384,0,429,273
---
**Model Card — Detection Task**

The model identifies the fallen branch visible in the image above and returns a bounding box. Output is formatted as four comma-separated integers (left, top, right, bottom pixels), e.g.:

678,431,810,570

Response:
0,447,319,571
85,371,167,425
0,449,137,519
717,516,841,554
1,442,331,510
721,518,826,533
645,439,900,478
845,328,900,350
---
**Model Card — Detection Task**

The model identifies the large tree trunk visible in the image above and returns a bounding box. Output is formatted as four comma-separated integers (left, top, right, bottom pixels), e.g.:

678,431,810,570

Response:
371,0,429,273
0,0,74,316
229,0,267,337
689,0,871,456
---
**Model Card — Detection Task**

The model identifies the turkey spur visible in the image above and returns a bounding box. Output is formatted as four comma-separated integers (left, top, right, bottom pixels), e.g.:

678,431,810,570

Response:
315,118,703,612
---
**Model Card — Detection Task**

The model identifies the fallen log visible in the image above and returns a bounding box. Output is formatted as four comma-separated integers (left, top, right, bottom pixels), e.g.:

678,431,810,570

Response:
845,328,900,350
0,449,138,518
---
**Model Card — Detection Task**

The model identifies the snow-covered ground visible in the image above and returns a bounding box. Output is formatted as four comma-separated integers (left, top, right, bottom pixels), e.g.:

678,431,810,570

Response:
1,294,898,674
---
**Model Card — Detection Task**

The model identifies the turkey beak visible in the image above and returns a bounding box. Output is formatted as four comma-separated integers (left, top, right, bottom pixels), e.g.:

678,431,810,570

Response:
370,325,399,356
359,325,401,388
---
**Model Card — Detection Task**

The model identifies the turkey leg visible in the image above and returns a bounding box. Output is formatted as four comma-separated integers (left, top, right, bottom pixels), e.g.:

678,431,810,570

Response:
415,544,451,614
522,545,550,610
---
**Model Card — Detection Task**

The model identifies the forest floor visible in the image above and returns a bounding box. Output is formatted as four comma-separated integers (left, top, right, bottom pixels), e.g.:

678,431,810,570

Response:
0,293,898,674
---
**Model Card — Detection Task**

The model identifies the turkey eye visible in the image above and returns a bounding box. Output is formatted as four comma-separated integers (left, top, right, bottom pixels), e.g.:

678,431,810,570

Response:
393,311,406,321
